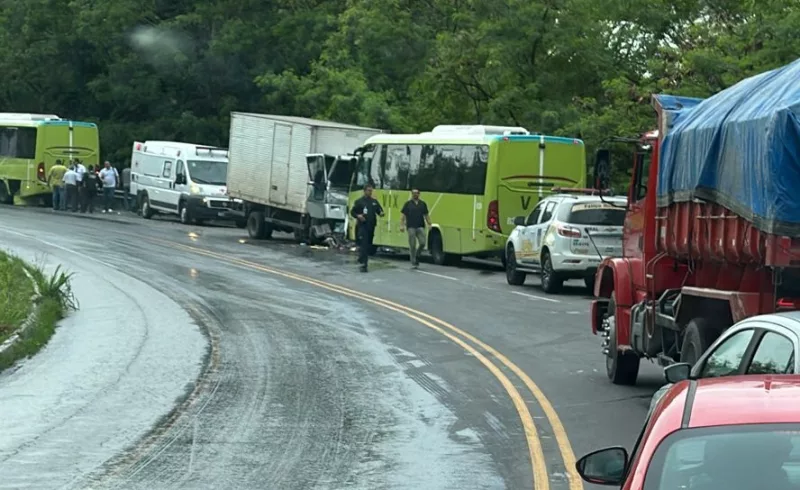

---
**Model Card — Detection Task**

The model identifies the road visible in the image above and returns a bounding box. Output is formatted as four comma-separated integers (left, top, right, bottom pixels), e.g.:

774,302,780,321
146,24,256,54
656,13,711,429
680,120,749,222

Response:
0,207,665,490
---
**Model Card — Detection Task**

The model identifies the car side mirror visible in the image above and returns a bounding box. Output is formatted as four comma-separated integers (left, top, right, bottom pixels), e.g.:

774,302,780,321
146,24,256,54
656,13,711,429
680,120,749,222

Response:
593,149,611,190
176,175,185,185
513,216,525,226
576,446,628,486
664,362,692,384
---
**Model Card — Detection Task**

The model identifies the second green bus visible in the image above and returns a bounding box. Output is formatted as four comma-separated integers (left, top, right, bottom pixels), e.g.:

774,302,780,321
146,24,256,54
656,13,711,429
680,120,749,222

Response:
347,125,587,265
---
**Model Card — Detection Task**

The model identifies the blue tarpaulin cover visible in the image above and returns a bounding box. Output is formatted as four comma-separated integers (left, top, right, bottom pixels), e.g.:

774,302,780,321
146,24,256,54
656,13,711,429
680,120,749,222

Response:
655,58,800,236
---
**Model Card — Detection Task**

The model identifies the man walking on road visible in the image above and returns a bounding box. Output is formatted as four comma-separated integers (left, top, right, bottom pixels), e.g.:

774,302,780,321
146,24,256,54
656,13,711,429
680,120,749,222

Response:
350,184,384,273
400,188,431,269
99,161,119,213
47,159,67,211
62,165,79,212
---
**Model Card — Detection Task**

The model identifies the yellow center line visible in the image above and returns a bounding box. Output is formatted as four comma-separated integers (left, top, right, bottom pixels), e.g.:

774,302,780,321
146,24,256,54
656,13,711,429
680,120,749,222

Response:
151,237,582,490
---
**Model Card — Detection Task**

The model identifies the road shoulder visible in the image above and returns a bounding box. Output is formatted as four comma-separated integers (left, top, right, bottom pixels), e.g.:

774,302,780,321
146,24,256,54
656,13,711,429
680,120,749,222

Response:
0,239,208,488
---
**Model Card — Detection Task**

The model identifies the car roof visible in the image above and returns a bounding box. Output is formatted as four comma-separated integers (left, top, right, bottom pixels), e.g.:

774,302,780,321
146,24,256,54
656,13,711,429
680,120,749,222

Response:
656,375,800,429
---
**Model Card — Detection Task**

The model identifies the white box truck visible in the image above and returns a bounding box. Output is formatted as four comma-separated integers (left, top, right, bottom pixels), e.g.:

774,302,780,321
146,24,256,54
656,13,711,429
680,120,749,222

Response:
226,113,383,243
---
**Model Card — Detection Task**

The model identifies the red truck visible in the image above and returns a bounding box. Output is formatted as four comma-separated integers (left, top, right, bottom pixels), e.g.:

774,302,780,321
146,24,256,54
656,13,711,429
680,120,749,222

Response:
590,59,800,385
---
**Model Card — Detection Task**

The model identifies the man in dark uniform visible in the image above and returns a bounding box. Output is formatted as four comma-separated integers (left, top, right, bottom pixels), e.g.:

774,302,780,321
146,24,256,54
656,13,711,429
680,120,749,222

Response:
350,184,384,272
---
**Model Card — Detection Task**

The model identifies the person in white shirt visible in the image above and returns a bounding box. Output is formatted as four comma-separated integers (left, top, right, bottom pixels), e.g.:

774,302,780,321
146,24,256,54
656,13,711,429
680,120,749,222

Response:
98,161,119,213
62,165,79,212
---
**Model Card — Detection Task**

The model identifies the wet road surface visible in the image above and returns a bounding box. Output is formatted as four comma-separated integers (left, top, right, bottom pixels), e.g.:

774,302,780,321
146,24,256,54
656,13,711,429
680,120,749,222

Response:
0,208,666,489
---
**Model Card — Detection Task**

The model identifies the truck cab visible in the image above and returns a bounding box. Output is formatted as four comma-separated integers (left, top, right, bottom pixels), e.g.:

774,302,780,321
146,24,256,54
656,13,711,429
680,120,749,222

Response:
590,92,800,386
305,153,355,237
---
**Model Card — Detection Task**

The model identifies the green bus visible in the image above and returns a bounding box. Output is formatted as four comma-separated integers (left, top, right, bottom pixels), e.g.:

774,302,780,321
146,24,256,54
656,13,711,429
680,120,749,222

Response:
347,125,586,265
0,113,100,205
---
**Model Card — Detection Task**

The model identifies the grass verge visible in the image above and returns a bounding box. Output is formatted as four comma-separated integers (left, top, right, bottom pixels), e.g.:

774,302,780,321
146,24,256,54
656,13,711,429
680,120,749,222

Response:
0,251,77,373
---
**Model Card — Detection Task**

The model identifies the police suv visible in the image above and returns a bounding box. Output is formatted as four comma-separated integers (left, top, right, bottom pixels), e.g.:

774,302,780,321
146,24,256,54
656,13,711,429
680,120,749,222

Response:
504,190,627,293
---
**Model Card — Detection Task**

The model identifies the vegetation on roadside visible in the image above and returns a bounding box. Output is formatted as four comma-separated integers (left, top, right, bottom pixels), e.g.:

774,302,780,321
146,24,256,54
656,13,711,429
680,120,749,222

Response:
1,0,799,185
0,251,78,373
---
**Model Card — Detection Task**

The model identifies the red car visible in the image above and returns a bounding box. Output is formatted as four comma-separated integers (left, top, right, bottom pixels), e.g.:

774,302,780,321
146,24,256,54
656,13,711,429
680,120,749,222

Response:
576,375,800,489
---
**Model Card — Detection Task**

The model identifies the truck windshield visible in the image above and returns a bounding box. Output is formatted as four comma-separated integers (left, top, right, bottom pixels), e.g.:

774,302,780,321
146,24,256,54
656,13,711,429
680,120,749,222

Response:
188,160,227,185
327,158,354,190
644,424,800,490
563,203,625,226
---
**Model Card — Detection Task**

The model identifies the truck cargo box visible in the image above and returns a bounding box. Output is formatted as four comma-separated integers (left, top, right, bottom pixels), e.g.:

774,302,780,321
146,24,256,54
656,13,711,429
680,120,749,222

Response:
227,113,382,214
656,58,800,237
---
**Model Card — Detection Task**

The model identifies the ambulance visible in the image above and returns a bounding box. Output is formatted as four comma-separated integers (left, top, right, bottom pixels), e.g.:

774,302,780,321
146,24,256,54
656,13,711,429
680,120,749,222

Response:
130,140,243,226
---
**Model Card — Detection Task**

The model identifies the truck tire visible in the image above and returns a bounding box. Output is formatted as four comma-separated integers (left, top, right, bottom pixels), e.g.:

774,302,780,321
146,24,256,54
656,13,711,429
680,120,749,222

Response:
505,245,526,286
540,251,563,294
584,276,594,291
680,318,718,367
248,211,266,239
605,294,640,385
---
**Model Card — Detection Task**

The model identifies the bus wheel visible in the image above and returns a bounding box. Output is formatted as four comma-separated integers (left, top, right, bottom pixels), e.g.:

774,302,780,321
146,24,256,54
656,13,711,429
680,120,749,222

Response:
0,182,11,205
429,232,446,266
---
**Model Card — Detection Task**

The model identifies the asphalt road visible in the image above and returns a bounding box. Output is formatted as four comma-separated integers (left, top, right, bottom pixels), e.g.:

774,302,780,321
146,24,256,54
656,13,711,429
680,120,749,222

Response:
0,207,665,490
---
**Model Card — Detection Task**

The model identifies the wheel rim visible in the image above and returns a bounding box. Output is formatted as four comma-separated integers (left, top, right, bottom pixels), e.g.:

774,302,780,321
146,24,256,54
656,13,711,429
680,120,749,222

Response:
605,312,617,374
541,257,551,287
143,201,149,214
181,206,187,223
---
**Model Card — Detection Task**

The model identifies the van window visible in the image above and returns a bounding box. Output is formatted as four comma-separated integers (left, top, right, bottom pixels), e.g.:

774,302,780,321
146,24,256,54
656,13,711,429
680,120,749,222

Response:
187,160,227,185
558,202,625,226
162,161,172,178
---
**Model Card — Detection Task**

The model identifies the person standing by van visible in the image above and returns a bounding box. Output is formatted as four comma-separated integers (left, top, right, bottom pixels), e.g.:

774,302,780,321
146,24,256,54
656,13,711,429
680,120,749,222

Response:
121,166,132,211
350,184,384,273
399,188,431,268
81,165,99,213
99,161,119,213
62,165,79,212
47,159,67,211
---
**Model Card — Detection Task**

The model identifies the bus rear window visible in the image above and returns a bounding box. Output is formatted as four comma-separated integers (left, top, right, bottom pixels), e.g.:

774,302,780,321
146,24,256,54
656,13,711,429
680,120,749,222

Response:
562,203,625,226
0,127,36,159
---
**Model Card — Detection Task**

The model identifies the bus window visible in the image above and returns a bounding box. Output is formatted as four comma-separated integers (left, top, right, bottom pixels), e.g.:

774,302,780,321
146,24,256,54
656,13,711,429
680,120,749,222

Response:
0,127,36,159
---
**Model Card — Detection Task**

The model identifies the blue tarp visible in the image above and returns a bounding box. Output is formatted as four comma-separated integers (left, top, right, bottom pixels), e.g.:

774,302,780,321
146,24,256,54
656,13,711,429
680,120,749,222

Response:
656,58,800,236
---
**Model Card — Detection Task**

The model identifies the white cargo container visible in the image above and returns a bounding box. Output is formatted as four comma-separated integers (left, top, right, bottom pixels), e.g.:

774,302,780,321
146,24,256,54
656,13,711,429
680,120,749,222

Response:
226,113,383,242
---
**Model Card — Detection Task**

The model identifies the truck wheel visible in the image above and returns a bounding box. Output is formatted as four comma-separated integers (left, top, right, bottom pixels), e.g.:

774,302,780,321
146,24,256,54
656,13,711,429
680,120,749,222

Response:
584,276,595,292
505,245,526,286
680,318,718,367
540,252,563,294
605,294,640,385
248,211,266,239
141,196,154,219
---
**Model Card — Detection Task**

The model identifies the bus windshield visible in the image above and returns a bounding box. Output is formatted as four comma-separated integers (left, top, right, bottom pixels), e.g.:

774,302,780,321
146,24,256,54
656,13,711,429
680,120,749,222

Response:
188,160,227,185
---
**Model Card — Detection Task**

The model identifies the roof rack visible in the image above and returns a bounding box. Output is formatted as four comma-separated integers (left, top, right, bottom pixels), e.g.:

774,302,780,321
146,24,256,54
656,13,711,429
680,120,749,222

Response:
195,145,228,158
551,187,613,196
428,125,530,136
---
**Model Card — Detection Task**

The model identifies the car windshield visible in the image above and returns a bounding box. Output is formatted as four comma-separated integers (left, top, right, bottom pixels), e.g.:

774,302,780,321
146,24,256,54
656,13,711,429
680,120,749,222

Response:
566,202,625,226
645,424,800,490
188,159,227,185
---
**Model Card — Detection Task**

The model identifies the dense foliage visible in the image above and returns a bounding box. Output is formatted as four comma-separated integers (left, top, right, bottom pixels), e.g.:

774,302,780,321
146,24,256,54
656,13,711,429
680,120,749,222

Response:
1,0,798,181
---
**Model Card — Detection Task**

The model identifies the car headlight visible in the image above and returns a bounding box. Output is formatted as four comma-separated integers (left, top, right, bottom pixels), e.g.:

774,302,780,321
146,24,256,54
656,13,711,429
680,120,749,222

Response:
190,183,201,194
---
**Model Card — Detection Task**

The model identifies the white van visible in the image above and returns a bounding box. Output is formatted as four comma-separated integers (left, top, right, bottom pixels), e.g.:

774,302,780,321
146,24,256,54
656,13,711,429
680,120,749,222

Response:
130,140,243,226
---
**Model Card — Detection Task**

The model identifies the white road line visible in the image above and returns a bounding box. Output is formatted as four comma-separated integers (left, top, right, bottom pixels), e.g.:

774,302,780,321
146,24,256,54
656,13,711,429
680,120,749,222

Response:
417,270,458,281
511,290,561,303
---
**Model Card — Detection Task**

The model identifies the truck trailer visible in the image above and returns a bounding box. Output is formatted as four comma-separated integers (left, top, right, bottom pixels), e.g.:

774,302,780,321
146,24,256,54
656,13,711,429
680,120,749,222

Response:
590,58,800,385
226,113,383,243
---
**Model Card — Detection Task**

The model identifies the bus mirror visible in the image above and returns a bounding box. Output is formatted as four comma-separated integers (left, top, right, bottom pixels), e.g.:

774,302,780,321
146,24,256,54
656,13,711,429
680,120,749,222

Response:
593,149,611,190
